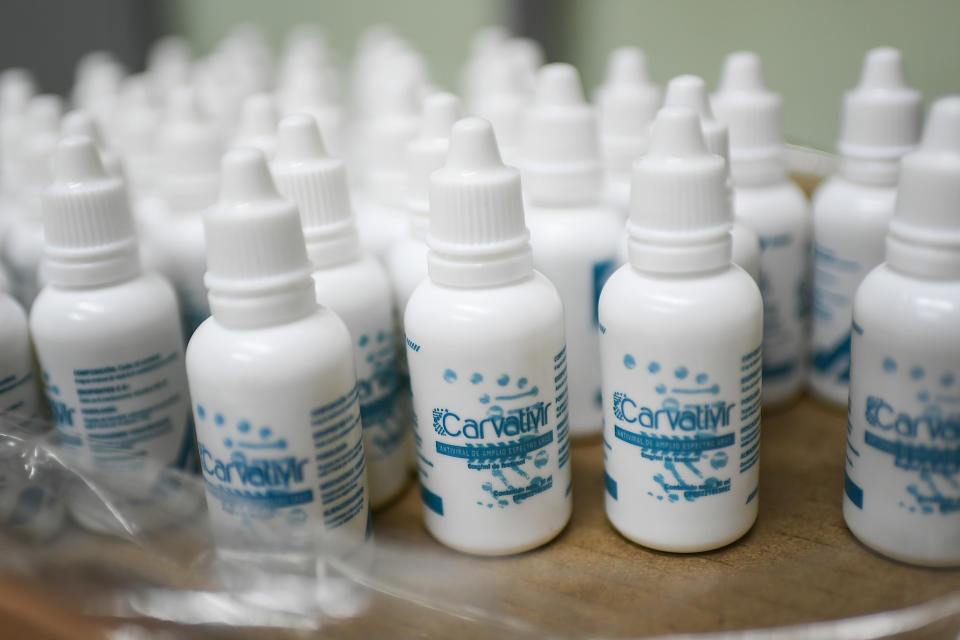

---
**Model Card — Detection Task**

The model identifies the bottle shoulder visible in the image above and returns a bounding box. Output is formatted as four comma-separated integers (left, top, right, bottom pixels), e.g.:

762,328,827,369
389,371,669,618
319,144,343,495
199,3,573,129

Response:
812,175,897,220
854,265,960,338
311,252,394,320
405,271,563,339
733,179,810,229
0,293,28,337
525,202,625,250
31,272,178,327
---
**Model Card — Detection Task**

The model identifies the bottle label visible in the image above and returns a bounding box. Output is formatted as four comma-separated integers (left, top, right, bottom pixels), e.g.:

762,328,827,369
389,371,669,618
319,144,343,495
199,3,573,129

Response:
195,383,369,553
757,232,810,386
811,239,882,393
846,323,960,522
0,370,39,417
603,345,762,506
42,349,192,472
408,342,571,515
354,326,405,464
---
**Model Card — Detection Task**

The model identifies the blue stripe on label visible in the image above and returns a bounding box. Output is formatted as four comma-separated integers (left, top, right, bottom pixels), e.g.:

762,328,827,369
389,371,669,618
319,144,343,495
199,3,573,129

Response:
435,432,554,460
844,471,863,509
421,485,443,515
763,360,798,380
614,426,735,452
604,471,618,500
204,481,314,508
864,431,960,473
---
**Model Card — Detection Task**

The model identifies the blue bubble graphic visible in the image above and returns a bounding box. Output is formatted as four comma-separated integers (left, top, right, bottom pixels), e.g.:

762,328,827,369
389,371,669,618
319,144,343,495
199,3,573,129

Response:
910,366,925,380
648,361,660,374
696,373,708,384
941,373,956,388
675,366,688,379
197,404,206,420
655,383,667,395
443,369,457,383
259,427,272,439
237,420,251,433
497,374,510,386
214,413,225,426
918,391,930,403
623,354,636,369
883,357,897,372
470,372,483,384
224,438,233,448
358,334,369,347
518,377,528,388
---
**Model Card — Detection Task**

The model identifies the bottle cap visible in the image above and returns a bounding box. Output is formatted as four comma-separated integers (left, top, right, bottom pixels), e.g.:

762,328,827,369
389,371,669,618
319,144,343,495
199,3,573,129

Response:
406,92,462,229
838,47,922,161
0,68,35,118
596,47,661,172
18,95,64,217
428,117,528,257
146,36,191,99
157,87,223,212
472,52,527,166
888,96,960,265
366,67,422,205
272,113,357,266
276,64,342,154
664,74,728,163
42,135,138,284
205,147,314,296
62,110,123,178
521,63,602,205
712,51,785,183
233,93,279,159
629,106,729,243
116,74,160,194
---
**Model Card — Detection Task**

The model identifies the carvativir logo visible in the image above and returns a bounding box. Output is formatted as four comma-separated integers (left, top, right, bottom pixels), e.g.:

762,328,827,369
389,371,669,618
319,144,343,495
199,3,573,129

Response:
200,445,308,488
433,401,552,439
613,393,733,432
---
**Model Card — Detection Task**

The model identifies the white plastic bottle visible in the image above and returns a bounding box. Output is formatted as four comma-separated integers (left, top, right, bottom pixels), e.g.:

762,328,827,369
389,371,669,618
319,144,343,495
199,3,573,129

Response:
144,89,223,341
405,117,572,555
2,94,62,308
600,107,763,552
594,46,661,217
188,147,369,559
272,113,408,509
810,48,922,407
843,96,960,567
663,74,761,282
712,52,811,408
0,292,41,420
30,136,194,531
520,63,623,438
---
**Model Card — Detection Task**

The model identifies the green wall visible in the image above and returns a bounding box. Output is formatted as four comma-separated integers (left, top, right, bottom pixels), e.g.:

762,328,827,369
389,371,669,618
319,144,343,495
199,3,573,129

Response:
165,0,959,151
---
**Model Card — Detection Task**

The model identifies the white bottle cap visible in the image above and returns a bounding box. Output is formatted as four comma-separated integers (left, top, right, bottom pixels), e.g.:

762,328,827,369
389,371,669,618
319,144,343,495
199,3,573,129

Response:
628,107,730,272
18,95,64,217
204,148,315,302
116,74,159,194
596,47,661,173
61,110,123,179
838,47,922,161
428,117,531,282
405,92,462,232
366,70,422,206
233,93,279,159
0,68,35,118
146,36,192,99
712,51,785,184
158,88,223,212
521,63,602,205
507,37,544,95
472,52,527,166
272,113,358,267
887,96,960,277
664,75,729,163
42,135,138,286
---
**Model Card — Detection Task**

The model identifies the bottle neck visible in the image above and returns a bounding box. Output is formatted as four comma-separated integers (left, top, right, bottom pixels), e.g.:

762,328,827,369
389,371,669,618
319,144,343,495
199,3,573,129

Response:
837,154,900,186
885,233,960,281
304,222,361,269
427,244,534,288
406,199,429,241
208,276,318,329
44,242,142,289
730,154,788,187
627,231,733,276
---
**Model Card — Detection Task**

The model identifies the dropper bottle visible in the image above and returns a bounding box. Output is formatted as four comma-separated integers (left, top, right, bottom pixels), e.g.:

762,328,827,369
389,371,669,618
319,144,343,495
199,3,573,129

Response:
843,96,960,567
272,113,409,509
405,117,572,555
188,148,369,559
599,106,763,552
520,63,623,438
31,135,193,532
663,74,760,281
144,88,223,340
810,48,922,406
595,47,661,216
712,51,811,408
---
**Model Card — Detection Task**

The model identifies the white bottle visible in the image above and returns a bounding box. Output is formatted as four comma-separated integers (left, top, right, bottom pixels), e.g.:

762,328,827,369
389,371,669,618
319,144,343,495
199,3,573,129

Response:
2,94,62,308
272,113,408,509
30,136,194,532
843,96,960,567
471,50,528,169
145,88,223,340
352,70,422,262
0,292,41,421
405,117,572,555
600,107,763,552
595,47,661,217
520,63,623,438
188,148,369,558
663,75,761,282
810,48,922,407
712,52,811,408
232,93,279,160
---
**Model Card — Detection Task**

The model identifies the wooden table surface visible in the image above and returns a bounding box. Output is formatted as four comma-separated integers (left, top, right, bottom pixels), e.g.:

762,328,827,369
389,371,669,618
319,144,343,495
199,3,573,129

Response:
2,396,958,639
